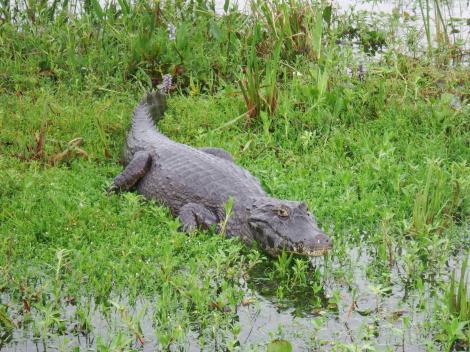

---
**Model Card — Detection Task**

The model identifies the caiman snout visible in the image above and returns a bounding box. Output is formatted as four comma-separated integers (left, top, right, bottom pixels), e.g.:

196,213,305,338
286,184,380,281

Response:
301,232,333,257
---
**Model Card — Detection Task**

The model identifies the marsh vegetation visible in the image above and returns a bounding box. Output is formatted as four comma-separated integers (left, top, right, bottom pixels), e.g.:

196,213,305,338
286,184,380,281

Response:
0,0,469,350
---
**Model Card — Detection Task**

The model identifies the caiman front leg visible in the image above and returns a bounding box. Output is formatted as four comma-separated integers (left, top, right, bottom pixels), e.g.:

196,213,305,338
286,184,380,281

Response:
199,147,234,162
178,203,218,233
108,151,152,192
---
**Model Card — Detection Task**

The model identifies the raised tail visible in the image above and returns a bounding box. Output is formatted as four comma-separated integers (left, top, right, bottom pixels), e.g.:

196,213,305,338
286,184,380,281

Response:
131,91,167,133
141,91,167,123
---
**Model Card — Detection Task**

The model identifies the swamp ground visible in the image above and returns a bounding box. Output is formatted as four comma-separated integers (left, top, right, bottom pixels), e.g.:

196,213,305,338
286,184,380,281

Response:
0,0,469,350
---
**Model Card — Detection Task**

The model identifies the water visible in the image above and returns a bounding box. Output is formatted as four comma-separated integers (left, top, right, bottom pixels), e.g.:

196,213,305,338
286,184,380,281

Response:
4,247,453,351
238,249,431,351
215,0,470,55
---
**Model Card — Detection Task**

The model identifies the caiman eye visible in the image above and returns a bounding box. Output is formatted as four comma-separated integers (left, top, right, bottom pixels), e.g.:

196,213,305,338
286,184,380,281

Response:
276,207,290,218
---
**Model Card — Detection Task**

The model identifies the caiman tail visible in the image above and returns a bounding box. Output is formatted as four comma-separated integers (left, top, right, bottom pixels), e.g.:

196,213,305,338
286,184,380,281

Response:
125,92,168,164
131,91,167,134
142,91,167,123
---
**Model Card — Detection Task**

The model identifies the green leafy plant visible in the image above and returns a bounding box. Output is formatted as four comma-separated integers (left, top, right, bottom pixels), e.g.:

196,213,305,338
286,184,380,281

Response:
448,254,470,321
0,0,469,350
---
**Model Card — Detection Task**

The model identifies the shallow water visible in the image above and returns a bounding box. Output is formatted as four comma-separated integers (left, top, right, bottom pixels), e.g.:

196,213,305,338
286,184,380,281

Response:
239,248,431,351
5,248,463,351
216,0,470,55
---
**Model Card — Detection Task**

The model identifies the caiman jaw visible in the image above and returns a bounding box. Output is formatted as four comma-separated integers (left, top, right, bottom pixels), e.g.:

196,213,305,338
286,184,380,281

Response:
304,247,331,257
263,236,333,257
290,244,332,257
286,234,333,257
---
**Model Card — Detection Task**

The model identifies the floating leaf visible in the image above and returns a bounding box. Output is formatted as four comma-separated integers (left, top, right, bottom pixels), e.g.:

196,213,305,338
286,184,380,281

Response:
356,308,374,316
267,339,293,352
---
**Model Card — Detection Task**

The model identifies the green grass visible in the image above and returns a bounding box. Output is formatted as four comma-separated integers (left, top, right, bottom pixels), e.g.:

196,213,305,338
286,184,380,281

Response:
1,0,470,350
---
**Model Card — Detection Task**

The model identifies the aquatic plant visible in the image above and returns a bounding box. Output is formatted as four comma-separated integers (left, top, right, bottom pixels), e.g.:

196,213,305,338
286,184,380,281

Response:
0,0,469,350
433,253,470,351
159,74,173,94
448,254,470,320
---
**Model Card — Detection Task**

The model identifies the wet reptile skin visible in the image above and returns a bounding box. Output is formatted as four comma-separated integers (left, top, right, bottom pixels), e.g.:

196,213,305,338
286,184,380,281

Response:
109,92,332,256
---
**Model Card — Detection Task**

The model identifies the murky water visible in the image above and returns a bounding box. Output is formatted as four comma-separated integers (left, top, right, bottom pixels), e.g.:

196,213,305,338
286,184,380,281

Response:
4,247,459,351
238,250,430,351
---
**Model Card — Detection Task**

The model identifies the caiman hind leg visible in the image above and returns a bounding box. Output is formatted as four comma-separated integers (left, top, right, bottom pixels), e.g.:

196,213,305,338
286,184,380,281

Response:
199,147,234,162
108,151,152,192
178,203,219,233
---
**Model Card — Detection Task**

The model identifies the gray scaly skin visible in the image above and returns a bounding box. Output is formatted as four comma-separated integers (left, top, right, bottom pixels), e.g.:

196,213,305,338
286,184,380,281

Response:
109,92,333,256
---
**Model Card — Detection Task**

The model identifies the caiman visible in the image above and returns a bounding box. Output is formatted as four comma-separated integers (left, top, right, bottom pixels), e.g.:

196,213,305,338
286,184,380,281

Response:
109,92,333,256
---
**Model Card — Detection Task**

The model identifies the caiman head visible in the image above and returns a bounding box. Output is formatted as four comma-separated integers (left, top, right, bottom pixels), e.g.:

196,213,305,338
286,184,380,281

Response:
247,197,332,256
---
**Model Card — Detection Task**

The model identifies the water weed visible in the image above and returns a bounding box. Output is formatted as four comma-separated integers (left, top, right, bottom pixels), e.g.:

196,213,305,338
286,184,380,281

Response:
436,253,470,350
